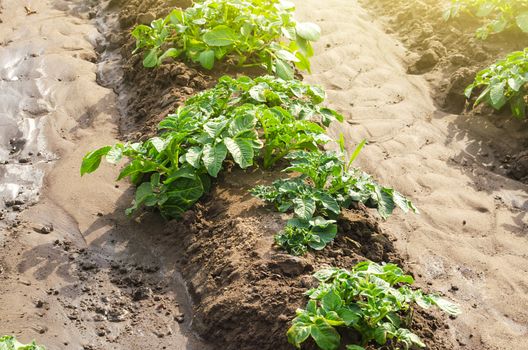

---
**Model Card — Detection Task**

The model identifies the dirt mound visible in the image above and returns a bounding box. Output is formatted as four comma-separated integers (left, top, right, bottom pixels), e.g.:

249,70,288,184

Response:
97,0,213,139
152,168,453,350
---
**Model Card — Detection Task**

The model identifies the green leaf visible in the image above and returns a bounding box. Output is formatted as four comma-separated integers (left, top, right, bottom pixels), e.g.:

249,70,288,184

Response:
508,77,523,92
346,346,366,350
161,177,204,218
81,146,111,176
204,119,228,138
348,139,367,166
150,137,167,152
296,22,321,41
322,291,342,312
168,8,184,25
203,25,238,46
276,49,300,62
185,146,203,168
337,306,361,326
510,95,526,119
202,143,228,177
429,295,462,316
0,335,46,350
464,84,474,99
308,237,327,251
310,319,340,350
373,326,388,345
143,48,159,67
224,137,254,169
489,81,507,109
314,191,340,215
313,268,336,281
229,113,257,136
516,12,528,33
126,182,155,215
293,197,316,220
198,50,215,70
249,85,266,102
159,48,182,62
476,3,495,17
275,58,294,80
287,323,312,348
105,145,123,164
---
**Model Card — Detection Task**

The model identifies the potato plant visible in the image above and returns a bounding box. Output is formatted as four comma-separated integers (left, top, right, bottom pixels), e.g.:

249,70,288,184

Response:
251,147,417,255
81,76,342,219
131,0,320,80
465,48,528,119
0,336,45,350
275,217,337,256
444,0,528,39
287,261,461,350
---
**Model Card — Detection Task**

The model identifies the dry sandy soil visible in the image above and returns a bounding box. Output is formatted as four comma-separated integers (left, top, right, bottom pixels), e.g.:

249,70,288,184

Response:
295,0,528,349
0,0,527,349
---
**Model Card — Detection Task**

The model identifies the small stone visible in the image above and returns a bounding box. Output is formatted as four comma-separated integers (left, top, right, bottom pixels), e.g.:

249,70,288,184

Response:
132,287,152,301
39,224,54,234
175,313,184,323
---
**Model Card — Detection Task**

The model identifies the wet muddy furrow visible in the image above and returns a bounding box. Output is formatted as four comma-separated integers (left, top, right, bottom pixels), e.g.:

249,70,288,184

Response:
0,1,208,349
294,1,528,349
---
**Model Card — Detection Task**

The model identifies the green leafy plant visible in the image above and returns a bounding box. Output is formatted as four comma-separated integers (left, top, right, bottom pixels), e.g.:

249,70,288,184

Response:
0,336,45,350
81,76,341,218
444,0,528,39
131,0,321,79
287,261,461,350
251,147,416,254
275,217,337,256
465,48,528,119
252,149,417,221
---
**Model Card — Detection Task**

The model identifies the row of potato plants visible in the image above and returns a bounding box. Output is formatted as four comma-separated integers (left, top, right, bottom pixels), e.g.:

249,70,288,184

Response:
445,0,528,119
80,1,460,349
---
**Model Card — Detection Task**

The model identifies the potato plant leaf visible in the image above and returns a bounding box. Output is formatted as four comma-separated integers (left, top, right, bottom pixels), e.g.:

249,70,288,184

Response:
80,146,111,176
202,25,238,46
198,49,215,69
202,143,228,177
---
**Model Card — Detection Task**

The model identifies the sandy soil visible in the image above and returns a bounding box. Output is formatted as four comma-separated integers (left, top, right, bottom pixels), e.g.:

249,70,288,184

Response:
293,0,528,349
360,0,528,182
0,0,208,348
